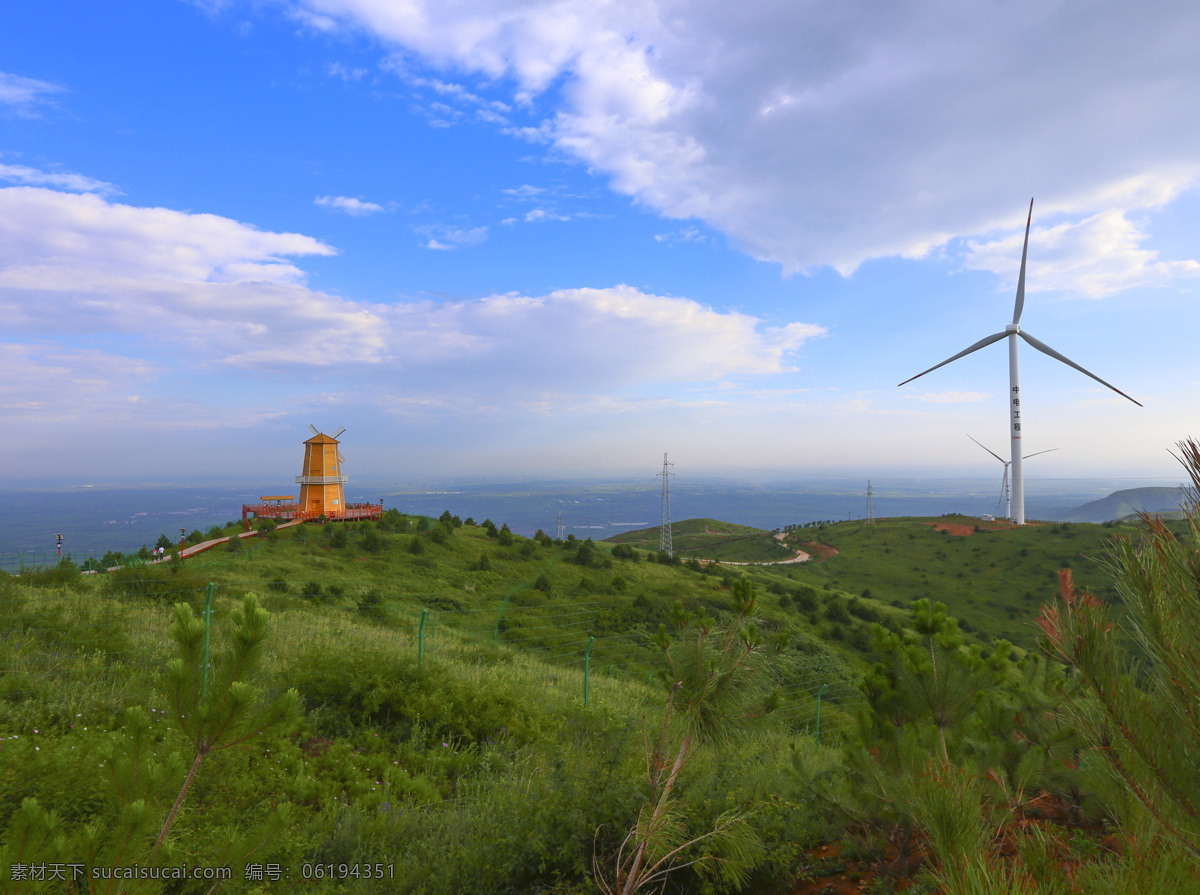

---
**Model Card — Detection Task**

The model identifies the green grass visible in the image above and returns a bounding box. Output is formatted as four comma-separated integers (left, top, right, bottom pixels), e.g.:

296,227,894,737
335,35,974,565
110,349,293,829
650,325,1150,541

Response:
605,517,795,563
0,517,843,894
760,514,1153,649
2,506,1182,893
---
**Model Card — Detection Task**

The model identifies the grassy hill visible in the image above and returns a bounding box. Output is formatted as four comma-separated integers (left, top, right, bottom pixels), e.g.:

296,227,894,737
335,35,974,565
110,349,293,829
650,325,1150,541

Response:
756,513,1155,650
4,506,1188,893
3,510,888,893
603,517,795,563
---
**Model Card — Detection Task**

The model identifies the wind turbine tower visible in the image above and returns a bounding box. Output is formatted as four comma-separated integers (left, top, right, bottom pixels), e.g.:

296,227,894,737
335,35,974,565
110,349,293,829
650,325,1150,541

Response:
657,453,674,556
968,435,1057,521
899,199,1141,525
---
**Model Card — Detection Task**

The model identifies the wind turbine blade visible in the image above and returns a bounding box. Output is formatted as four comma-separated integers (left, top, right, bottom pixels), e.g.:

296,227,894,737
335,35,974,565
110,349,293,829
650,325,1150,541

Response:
308,424,320,436
898,331,1008,387
1022,448,1059,460
998,466,1009,515
1013,198,1033,325
1018,331,1143,407
331,426,346,439
967,433,1006,464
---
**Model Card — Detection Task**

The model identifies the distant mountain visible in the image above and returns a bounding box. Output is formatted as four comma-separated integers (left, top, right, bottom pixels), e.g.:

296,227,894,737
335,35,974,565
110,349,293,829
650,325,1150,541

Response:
1055,486,1187,523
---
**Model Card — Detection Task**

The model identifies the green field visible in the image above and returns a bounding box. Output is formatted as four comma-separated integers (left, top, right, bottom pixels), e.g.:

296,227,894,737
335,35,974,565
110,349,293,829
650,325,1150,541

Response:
3,504,1195,894
764,514,1151,649
604,517,795,563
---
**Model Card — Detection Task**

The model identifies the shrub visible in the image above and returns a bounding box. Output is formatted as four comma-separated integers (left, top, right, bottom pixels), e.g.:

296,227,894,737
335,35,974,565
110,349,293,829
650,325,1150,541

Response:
286,648,543,744
102,563,209,603
1037,439,1200,864
360,529,385,554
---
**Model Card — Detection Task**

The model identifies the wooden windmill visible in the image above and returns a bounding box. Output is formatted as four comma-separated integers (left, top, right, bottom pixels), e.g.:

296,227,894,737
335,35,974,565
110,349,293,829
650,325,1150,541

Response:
297,425,348,518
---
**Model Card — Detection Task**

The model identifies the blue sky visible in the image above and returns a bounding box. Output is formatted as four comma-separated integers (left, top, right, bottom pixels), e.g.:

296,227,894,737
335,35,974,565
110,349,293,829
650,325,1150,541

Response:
2,0,1198,487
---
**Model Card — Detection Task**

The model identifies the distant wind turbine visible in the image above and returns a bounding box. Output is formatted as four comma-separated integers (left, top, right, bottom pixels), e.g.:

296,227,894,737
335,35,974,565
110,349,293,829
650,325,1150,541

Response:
967,434,1057,522
899,199,1141,525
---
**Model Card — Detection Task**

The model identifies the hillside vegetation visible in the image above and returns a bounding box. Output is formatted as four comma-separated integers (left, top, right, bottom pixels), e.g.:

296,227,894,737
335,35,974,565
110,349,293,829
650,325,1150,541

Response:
604,518,794,563
3,476,1200,894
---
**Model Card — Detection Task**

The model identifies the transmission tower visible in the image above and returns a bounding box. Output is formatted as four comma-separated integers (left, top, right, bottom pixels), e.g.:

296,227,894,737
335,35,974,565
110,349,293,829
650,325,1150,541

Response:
865,480,876,525
657,452,674,556
555,512,564,541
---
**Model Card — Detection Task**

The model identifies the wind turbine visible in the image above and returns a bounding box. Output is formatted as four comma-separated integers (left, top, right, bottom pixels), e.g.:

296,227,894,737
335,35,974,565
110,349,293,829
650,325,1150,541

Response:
899,199,1141,525
967,434,1057,521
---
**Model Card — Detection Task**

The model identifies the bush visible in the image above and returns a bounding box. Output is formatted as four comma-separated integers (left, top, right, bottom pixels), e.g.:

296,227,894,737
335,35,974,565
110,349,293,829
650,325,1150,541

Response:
327,526,348,548
102,563,209,602
18,557,82,589
360,529,385,554
286,647,544,744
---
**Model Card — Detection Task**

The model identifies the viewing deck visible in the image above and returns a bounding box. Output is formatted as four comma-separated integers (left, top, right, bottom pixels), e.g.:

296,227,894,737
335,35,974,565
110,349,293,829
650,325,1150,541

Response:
241,498,382,527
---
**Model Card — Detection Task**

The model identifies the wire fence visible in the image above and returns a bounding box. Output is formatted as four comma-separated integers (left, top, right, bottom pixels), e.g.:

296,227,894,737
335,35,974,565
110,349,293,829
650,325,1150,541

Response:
1,572,866,743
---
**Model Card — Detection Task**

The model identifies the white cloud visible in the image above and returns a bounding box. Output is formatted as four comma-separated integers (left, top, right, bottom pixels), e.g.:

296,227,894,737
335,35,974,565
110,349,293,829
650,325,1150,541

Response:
502,184,545,200
524,208,569,223
0,187,386,367
654,226,705,245
0,71,63,112
326,62,368,81
0,163,116,194
383,285,825,389
0,187,823,397
315,194,385,215
415,224,488,249
290,0,1200,279
0,187,334,286
964,210,1200,298
0,342,156,423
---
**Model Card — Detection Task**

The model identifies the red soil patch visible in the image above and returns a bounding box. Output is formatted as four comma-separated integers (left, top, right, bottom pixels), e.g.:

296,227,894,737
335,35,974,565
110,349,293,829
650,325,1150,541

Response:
799,541,840,562
788,840,930,894
787,793,1120,895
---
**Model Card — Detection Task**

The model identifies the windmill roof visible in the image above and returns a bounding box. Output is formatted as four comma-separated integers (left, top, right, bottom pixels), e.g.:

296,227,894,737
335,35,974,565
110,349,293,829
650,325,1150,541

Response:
304,433,340,444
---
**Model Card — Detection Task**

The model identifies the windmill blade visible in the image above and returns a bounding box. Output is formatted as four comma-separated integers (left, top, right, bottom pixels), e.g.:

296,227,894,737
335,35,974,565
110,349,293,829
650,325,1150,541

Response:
331,426,346,439
1018,330,1143,407
898,331,1008,387
1022,448,1059,460
967,433,1006,464
1013,198,1034,325
308,424,320,436
337,451,346,464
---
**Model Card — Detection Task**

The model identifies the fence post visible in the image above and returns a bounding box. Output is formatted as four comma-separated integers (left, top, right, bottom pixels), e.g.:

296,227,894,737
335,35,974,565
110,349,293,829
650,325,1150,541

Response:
814,682,829,746
418,609,429,667
494,594,511,646
583,636,595,707
202,583,216,698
